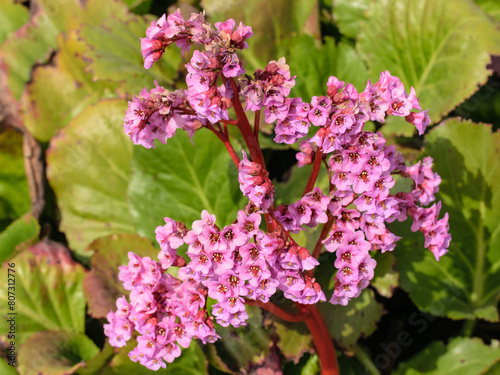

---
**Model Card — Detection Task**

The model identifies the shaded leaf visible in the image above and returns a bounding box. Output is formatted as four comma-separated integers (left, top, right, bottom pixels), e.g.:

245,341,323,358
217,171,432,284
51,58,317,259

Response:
371,252,399,298
0,127,30,231
394,337,500,375
0,213,39,262
83,233,158,319
204,344,235,374
0,240,86,344
17,331,99,375
332,0,371,39
128,130,245,241
214,306,272,372
315,252,384,354
46,100,135,258
395,119,500,322
358,0,500,123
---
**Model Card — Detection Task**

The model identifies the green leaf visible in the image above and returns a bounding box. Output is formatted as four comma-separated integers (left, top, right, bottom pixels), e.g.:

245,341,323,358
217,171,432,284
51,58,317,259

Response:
476,0,500,22
0,0,133,99
101,340,207,375
0,213,39,262
357,0,500,123
395,119,500,321
371,252,399,298
18,331,99,375
203,0,319,70
75,343,115,375
78,14,181,96
22,31,119,142
128,130,245,241
214,306,272,372
315,252,384,354
0,0,28,45
46,100,136,258
83,233,158,319
278,35,368,102
394,337,500,375
275,163,330,206
271,316,313,363
0,127,31,230
0,356,17,375
0,241,87,345
332,0,371,39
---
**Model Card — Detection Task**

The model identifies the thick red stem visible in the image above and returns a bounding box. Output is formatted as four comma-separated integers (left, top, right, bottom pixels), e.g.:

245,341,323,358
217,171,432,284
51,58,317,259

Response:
298,304,340,375
227,77,266,168
303,149,324,195
254,110,261,138
245,299,310,322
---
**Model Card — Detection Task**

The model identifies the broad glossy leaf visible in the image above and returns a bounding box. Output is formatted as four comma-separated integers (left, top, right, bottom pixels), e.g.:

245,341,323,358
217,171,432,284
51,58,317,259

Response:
358,0,500,123
78,14,181,96
0,241,86,344
315,252,384,354
0,128,30,231
0,0,28,45
395,119,500,321
83,233,158,319
128,130,245,241
22,32,119,142
0,213,39,262
0,0,132,99
101,340,207,375
46,100,135,258
332,0,371,39
394,337,500,375
278,35,368,102
203,0,319,70
18,331,99,375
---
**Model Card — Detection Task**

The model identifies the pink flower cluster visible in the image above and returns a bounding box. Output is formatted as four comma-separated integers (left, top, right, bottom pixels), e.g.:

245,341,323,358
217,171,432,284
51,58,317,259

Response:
110,8,453,370
104,253,218,371
123,82,203,148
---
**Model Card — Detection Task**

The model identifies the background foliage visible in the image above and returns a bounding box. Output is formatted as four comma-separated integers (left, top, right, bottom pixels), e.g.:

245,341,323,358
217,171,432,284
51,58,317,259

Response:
1,0,500,374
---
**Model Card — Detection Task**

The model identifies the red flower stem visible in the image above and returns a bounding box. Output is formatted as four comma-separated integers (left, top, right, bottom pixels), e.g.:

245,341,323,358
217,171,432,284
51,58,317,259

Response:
254,110,261,138
245,299,311,322
227,77,266,168
298,304,340,375
303,149,324,196
220,119,239,126
307,215,334,277
208,123,240,167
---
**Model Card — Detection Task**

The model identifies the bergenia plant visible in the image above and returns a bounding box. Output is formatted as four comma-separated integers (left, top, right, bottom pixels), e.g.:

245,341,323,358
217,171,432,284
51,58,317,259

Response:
104,9,451,374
